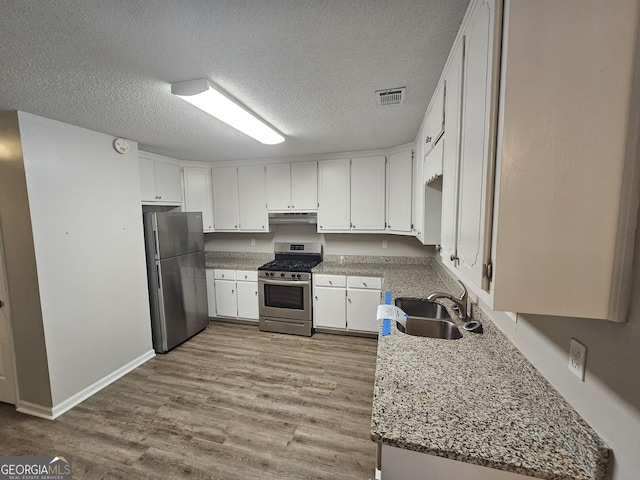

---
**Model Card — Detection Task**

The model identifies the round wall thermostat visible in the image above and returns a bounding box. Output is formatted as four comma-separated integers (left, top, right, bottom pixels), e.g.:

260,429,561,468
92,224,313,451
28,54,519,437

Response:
114,138,130,154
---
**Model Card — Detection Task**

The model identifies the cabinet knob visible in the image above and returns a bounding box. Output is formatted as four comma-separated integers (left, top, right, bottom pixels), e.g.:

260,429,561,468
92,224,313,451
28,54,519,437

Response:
450,255,459,262
314,296,318,300
329,281,333,285
348,298,351,303
363,283,367,287
426,136,432,143
291,205,294,208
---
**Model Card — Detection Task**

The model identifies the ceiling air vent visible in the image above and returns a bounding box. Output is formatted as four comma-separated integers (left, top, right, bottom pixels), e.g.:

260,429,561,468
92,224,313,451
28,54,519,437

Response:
376,87,406,106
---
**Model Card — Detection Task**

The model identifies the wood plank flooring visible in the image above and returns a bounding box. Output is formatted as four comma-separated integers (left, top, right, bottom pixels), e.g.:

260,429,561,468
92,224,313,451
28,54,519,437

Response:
0,322,379,479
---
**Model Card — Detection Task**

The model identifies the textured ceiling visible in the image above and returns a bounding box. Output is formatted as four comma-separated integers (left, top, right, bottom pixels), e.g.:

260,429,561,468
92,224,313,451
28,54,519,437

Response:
0,0,469,162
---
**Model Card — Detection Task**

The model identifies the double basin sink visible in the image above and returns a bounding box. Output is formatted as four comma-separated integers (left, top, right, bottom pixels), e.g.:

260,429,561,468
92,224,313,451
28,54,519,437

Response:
394,298,463,340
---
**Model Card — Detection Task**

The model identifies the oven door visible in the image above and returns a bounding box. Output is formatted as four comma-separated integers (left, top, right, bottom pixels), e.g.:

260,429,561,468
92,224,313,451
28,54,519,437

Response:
259,277,311,322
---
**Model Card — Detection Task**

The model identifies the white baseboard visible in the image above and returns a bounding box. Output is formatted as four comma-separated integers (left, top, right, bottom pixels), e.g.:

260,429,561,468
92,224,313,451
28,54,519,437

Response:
16,349,155,420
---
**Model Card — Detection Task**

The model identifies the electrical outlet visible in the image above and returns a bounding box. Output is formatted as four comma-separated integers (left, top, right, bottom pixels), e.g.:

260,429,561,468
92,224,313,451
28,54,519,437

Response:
250,238,256,246
382,240,388,249
568,338,587,381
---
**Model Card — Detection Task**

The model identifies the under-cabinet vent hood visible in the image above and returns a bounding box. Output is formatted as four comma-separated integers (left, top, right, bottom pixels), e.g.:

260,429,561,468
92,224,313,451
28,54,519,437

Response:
268,212,318,225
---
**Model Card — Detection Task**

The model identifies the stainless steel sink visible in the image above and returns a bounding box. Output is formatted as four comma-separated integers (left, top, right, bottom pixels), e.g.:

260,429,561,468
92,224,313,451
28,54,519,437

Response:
397,316,463,340
394,298,462,340
394,298,451,320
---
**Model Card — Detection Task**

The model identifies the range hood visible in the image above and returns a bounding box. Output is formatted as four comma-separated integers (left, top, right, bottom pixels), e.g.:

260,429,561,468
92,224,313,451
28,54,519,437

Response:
268,212,318,225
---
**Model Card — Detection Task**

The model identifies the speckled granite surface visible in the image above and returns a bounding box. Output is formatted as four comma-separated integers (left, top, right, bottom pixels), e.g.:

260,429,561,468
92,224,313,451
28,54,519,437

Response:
362,259,610,480
204,251,609,480
204,251,272,270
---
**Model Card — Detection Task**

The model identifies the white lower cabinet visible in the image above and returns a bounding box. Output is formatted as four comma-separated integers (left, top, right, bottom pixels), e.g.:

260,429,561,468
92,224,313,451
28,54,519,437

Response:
211,269,259,321
236,271,259,320
205,269,217,317
213,269,237,318
346,276,383,333
314,274,382,333
313,275,347,329
382,445,539,480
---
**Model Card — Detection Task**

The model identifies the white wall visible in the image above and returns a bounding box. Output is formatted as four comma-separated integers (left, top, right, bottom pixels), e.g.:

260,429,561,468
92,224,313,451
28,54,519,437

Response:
461,205,640,480
18,112,154,409
204,224,435,257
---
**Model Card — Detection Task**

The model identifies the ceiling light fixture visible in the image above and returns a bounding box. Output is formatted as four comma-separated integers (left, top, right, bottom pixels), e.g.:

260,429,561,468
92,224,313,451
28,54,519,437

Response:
171,79,285,145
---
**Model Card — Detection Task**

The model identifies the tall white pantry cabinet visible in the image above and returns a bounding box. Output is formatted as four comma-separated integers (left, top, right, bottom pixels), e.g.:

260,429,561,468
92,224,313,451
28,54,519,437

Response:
436,0,640,322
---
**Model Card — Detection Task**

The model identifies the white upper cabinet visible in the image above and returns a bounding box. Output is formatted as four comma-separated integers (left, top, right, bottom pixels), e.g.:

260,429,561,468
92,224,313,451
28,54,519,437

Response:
139,153,182,204
212,166,269,232
351,156,386,232
212,166,239,231
237,165,269,231
434,0,639,322
183,166,214,232
265,163,290,210
455,0,497,289
440,37,465,270
318,159,351,231
387,148,413,235
266,162,318,211
488,0,639,321
290,162,318,211
424,81,446,154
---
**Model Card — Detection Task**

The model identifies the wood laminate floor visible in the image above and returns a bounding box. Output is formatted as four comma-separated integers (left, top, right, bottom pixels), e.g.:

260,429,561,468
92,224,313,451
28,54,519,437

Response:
0,322,379,479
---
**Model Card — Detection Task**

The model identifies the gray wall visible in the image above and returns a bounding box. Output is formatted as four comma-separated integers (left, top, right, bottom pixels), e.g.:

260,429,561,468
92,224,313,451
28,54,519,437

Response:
0,111,154,414
0,112,52,407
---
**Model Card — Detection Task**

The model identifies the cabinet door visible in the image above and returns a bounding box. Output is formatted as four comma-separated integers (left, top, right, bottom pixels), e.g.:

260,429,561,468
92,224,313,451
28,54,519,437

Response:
212,167,240,230
183,167,214,232
236,281,259,320
154,161,183,203
238,166,267,231
457,0,496,288
214,279,237,317
266,163,291,211
139,157,157,202
205,269,216,317
318,159,351,231
351,156,386,231
424,81,445,153
412,123,426,241
440,38,464,268
291,162,318,211
387,150,413,234
347,288,381,333
313,286,346,329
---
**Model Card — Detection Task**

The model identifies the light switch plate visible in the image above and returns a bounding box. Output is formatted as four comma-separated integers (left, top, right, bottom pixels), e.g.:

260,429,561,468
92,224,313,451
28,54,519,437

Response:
568,338,587,381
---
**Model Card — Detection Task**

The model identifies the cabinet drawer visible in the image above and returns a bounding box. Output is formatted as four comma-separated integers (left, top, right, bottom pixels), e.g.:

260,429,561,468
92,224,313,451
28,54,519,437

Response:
314,274,347,287
347,276,382,290
214,269,236,280
236,270,257,282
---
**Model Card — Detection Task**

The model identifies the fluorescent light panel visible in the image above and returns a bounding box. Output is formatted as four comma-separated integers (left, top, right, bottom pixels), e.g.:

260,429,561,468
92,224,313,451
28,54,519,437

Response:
171,79,284,145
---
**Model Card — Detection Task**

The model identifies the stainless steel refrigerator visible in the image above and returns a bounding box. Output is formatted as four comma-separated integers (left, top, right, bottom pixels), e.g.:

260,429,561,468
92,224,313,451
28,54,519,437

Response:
143,211,208,353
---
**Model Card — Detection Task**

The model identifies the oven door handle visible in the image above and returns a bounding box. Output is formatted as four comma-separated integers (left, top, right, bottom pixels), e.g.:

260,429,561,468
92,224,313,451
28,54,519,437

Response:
259,278,311,288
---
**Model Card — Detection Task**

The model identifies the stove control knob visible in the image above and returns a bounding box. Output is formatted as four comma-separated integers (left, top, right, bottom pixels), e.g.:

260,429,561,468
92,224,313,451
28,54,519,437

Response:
291,273,296,278
280,272,285,277
269,272,275,277
297,274,301,279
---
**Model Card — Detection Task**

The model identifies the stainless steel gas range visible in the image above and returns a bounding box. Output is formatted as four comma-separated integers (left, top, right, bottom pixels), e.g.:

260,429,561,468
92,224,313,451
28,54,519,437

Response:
258,242,322,336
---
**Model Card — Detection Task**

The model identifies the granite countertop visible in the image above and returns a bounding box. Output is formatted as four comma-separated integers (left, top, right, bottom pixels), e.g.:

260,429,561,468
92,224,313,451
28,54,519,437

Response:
373,305,609,480
204,251,273,271
203,251,609,479
318,256,609,480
